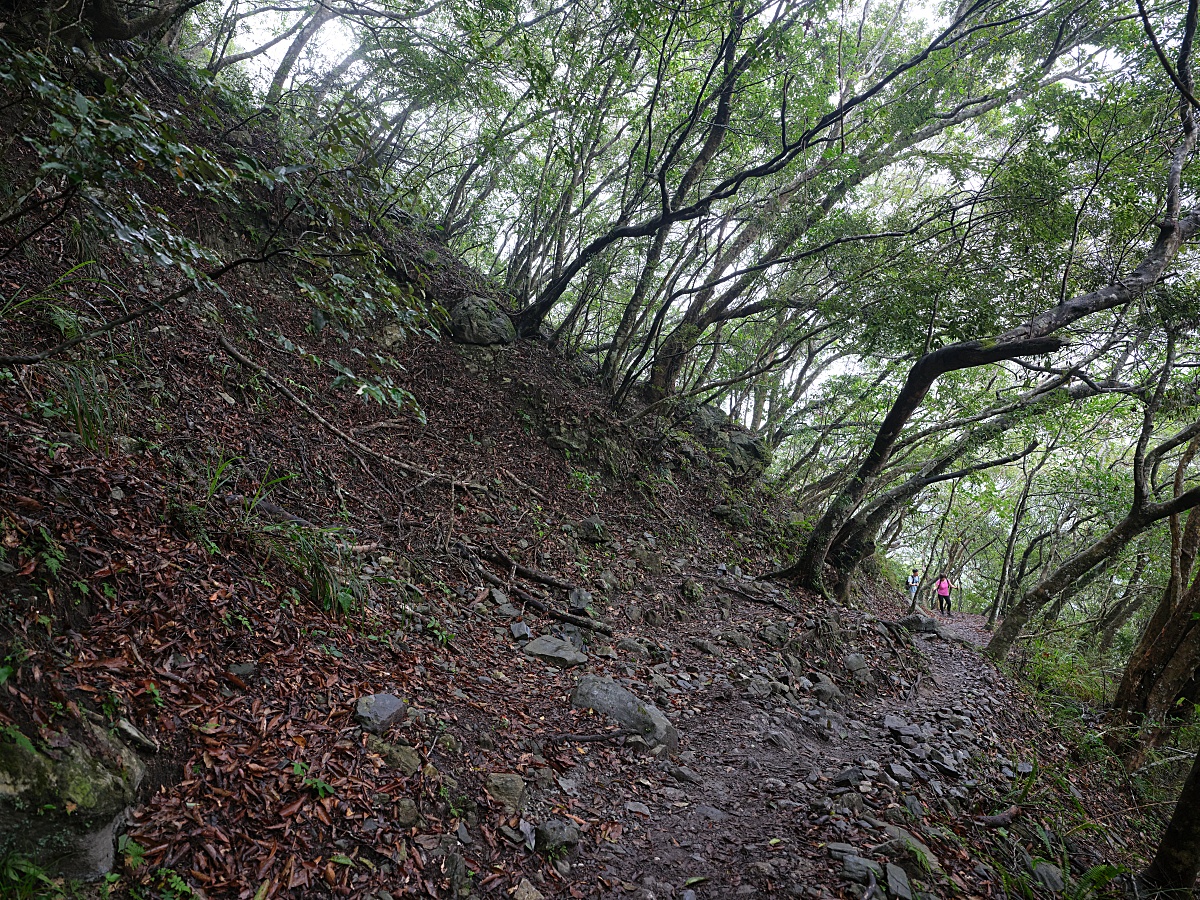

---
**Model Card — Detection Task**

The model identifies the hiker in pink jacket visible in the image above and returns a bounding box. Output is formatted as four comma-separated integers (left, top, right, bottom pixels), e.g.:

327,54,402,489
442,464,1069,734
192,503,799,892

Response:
935,574,953,616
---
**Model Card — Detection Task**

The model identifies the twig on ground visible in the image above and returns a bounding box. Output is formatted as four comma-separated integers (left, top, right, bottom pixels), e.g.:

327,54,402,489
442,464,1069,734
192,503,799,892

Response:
545,730,633,744
217,333,485,492
700,575,800,616
459,544,613,635
471,543,575,592
499,467,546,501
977,805,1021,828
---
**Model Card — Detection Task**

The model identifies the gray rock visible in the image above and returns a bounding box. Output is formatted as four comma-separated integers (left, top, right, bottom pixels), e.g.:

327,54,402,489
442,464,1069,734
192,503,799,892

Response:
366,736,421,775
485,773,526,814
1032,861,1065,892
571,675,679,752
510,621,533,640
811,673,844,703
886,863,914,900
227,661,257,677
842,856,883,884
690,638,720,655
0,720,144,880
826,842,858,859
576,516,609,543
356,694,408,734
523,635,588,668
449,296,516,345
625,801,651,816
535,818,581,854
681,578,703,603
395,797,420,828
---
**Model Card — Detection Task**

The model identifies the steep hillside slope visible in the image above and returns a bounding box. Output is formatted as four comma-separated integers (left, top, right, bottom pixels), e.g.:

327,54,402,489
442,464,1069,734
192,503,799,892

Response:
0,59,1171,900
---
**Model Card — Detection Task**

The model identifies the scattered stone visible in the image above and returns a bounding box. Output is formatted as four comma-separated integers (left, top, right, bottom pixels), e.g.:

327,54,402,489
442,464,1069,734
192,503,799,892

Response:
449,296,516,345
366,736,421,775
576,516,609,543
681,578,703,603
513,878,545,900
395,798,420,828
887,863,914,900
456,822,472,844
535,818,582,854
510,621,533,640
842,856,883,884
523,635,587,668
826,842,858,860
485,773,526,814
571,675,679,752
690,637,720,655
355,694,408,734
625,801,652,816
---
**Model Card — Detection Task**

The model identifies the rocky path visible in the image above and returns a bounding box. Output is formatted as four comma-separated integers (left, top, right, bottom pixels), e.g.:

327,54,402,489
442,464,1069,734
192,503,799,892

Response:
527,598,1046,900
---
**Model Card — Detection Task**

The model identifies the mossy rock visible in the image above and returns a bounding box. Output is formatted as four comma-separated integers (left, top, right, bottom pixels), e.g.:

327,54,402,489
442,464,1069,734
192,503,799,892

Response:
0,721,144,880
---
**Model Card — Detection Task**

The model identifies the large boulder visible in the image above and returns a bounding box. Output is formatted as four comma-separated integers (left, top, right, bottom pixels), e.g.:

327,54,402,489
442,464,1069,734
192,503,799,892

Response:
570,676,679,752
0,721,145,880
449,296,516,345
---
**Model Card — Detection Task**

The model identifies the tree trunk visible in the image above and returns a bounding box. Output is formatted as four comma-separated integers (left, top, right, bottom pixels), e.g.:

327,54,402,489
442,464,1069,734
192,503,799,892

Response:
778,337,1062,594
1095,552,1148,652
266,3,335,105
1139,746,1200,894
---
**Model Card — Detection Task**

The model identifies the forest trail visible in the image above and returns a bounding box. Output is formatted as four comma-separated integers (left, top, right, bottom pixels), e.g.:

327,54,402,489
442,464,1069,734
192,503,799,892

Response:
548,597,1041,900
0,325,1140,900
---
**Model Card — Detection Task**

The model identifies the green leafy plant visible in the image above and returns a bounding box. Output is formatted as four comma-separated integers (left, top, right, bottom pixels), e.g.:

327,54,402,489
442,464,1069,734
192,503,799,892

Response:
426,617,454,645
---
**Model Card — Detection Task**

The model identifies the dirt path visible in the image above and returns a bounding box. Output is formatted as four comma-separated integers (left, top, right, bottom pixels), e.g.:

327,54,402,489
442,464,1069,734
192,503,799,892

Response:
509,590,1041,900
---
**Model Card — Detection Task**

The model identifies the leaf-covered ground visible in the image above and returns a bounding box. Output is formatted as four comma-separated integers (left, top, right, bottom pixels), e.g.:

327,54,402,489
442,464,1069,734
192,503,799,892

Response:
0,277,1174,899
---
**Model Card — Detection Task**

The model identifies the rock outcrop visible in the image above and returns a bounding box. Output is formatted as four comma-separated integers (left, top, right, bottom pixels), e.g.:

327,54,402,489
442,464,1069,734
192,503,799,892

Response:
0,721,145,880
